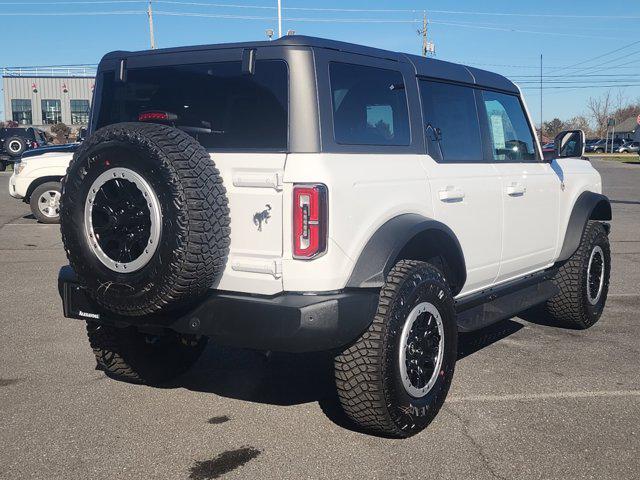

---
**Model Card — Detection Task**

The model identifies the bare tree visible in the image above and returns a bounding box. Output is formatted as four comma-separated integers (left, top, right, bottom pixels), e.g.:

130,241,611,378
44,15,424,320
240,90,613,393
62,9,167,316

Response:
565,115,594,138
587,90,613,137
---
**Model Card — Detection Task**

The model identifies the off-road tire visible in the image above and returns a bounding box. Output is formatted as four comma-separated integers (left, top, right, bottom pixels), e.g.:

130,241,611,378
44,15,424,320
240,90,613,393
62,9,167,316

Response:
60,122,230,316
5,136,26,157
544,221,610,329
86,321,207,385
30,181,62,224
334,260,457,438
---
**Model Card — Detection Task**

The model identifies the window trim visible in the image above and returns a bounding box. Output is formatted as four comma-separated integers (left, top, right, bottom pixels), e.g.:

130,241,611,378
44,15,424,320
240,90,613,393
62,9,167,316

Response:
328,61,412,147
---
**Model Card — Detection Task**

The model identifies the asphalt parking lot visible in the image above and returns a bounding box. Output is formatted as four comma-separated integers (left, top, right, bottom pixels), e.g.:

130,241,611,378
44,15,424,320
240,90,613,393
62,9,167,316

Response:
0,159,638,480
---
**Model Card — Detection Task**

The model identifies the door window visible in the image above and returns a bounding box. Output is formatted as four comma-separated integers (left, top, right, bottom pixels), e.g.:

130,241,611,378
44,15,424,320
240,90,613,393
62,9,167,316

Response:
419,80,483,162
329,62,410,146
481,91,539,162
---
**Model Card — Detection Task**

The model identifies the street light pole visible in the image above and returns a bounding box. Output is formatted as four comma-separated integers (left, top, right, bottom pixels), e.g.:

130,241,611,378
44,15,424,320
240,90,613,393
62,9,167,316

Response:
540,53,543,141
277,0,282,38
147,0,156,49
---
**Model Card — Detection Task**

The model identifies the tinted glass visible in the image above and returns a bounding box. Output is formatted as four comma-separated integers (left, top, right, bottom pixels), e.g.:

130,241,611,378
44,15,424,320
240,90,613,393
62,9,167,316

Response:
330,63,410,146
70,99,90,125
41,99,62,125
97,60,288,150
11,99,32,125
481,91,538,162
419,80,482,162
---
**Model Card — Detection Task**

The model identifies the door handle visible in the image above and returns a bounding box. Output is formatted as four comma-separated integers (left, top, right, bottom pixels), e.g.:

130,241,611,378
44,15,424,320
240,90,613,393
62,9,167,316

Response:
439,186,465,202
506,182,526,196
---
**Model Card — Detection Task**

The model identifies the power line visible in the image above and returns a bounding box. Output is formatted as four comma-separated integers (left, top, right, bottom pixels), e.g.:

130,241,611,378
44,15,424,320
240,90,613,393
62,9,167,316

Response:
545,39,640,75
0,10,143,16
135,2,640,19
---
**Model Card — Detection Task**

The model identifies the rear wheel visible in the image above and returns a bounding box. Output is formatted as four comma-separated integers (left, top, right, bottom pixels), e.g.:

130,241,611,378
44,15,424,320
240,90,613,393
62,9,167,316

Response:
544,221,610,329
86,322,207,385
30,181,62,223
334,260,457,437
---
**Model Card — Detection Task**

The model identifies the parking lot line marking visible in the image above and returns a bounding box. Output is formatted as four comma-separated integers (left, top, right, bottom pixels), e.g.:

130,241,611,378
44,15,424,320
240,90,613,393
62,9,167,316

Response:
447,390,640,403
3,223,58,227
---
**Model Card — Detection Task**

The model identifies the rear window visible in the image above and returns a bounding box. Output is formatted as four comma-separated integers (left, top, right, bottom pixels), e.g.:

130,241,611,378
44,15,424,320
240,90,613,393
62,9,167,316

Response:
96,60,288,150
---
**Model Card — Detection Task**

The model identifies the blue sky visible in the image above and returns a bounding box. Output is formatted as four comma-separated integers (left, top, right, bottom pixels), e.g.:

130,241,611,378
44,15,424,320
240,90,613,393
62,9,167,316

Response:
1,0,639,125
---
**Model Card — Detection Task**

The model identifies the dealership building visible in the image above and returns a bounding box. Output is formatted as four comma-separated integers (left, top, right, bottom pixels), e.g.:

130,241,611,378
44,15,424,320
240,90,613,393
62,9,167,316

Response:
2,66,95,130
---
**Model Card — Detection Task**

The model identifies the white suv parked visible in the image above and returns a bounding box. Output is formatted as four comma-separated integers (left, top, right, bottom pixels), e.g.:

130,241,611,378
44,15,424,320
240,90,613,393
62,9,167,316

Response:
58,36,611,437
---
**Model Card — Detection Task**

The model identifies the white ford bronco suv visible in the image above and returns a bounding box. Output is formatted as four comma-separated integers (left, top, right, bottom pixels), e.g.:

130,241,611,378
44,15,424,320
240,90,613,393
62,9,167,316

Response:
58,36,611,438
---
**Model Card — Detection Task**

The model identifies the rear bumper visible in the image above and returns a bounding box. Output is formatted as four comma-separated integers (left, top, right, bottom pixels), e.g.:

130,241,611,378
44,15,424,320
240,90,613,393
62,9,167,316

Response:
58,266,378,353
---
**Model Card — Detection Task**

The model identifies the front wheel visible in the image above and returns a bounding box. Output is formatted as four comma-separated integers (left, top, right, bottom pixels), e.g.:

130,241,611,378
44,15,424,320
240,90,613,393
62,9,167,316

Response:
544,221,610,329
334,260,457,438
30,181,62,223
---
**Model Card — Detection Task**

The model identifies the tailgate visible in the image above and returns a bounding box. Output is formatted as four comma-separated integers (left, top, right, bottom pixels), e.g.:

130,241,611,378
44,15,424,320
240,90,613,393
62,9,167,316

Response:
212,152,287,295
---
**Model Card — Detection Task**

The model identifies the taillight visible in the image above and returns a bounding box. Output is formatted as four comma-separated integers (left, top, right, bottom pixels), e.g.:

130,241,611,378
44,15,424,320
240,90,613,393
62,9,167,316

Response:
30,141,38,149
293,184,328,259
138,111,177,122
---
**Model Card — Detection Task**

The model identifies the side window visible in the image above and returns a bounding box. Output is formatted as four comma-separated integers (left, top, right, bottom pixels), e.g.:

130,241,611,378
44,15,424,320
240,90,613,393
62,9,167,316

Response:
329,62,410,146
419,80,483,162
481,91,539,162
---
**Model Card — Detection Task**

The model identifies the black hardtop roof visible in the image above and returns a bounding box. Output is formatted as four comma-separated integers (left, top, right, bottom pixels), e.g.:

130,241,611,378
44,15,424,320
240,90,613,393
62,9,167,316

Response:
102,35,519,94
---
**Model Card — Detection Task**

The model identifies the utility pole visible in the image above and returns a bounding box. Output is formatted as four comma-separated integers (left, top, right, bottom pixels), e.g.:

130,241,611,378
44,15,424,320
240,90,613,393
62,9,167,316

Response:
540,53,543,141
147,0,156,50
418,12,435,57
277,0,282,38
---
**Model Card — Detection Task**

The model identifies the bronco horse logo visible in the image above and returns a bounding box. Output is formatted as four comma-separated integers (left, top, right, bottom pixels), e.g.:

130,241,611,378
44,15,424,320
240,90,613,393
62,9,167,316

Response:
253,204,272,231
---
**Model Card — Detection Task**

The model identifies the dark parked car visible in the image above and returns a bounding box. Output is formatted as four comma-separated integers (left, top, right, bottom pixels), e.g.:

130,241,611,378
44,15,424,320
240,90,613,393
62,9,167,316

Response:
585,138,626,153
0,127,48,170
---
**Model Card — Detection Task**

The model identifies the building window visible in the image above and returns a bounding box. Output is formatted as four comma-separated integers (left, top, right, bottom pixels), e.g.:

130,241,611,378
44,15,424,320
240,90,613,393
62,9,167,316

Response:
70,99,90,125
11,99,32,125
41,99,62,125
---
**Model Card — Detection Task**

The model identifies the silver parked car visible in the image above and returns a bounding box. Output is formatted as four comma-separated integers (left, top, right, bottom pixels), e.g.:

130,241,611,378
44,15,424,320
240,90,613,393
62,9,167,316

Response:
617,141,640,154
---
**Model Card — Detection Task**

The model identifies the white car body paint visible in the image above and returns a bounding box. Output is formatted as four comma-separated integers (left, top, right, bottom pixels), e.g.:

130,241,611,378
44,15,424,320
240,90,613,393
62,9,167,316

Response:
9,150,73,200
210,147,602,298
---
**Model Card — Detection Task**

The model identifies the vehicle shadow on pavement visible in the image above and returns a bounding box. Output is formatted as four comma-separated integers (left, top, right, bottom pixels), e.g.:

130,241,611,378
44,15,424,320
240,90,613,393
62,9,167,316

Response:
170,318,528,433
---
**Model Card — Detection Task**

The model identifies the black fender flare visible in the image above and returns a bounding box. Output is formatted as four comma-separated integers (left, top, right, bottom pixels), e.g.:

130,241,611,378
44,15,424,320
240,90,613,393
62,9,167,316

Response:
558,191,611,262
345,213,467,292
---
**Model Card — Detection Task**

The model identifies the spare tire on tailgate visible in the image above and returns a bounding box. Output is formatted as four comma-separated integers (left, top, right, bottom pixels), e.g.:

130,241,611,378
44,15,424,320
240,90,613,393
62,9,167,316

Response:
60,122,230,316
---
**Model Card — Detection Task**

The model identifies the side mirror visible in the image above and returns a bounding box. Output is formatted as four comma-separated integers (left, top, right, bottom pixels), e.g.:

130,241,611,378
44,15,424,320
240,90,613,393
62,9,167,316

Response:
554,129,585,159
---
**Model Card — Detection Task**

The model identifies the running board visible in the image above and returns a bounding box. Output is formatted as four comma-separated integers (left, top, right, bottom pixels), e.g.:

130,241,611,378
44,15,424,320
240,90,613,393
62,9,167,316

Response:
455,270,559,333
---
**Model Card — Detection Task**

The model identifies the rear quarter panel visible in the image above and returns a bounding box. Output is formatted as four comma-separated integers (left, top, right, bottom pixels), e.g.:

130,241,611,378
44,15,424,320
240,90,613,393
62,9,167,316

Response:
282,153,432,292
